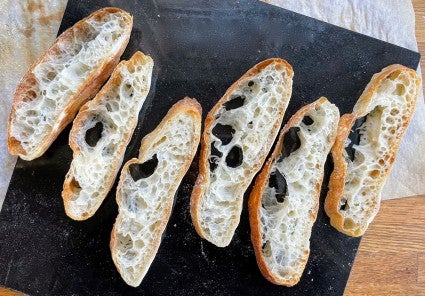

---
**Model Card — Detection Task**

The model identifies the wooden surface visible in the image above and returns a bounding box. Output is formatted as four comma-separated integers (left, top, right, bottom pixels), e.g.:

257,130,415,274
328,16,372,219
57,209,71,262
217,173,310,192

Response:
345,195,425,295
1,2,424,296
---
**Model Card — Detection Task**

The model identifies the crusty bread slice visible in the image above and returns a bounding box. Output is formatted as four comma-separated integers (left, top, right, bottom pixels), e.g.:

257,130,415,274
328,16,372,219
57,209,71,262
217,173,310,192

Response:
249,97,339,286
110,98,202,287
190,58,293,247
62,51,153,220
325,64,421,237
7,7,132,161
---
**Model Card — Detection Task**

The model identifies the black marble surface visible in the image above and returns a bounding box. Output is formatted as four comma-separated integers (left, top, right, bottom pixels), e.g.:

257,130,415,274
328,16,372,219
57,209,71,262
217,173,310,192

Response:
0,0,420,295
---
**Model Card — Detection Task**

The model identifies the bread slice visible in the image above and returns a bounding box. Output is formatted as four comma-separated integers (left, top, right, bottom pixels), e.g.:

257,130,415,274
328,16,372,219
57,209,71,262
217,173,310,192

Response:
190,58,293,247
7,7,132,161
249,97,339,286
62,51,153,220
110,98,202,287
325,64,421,237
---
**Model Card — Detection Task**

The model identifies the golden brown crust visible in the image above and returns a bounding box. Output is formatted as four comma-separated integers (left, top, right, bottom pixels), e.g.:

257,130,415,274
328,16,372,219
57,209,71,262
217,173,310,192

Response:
325,64,421,237
190,58,294,243
353,64,417,117
324,114,356,235
249,97,332,286
7,7,132,160
138,97,202,158
248,154,280,284
110,97,202,286
62,51,150,220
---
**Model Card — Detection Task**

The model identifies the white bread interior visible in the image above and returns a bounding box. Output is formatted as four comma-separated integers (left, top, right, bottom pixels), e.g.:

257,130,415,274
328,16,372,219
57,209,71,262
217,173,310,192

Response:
191,59,293,247
8,8,132,160
111,98,202,287
325,64,421,236
62,51,153,220
251,98,339,286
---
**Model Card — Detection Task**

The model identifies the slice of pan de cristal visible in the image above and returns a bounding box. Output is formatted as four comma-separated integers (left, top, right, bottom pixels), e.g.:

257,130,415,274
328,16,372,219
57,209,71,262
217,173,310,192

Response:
325,64,421,237
249,97,339,286
110,98,202,287
190,58,293,247
7,7,132,160
62,51,153,220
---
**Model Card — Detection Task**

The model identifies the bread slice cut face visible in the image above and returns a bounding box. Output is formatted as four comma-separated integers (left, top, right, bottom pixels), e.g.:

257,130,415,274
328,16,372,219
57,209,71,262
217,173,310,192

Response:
190,58,293,247
7,7,132,160
110,98,202,287
325,64,421,237
62,51,153,220
249,97,339,286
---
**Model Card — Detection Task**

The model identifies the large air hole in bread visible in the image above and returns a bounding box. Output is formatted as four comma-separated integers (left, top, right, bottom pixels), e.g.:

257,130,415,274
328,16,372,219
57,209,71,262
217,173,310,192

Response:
266,169,287,204
129,154,158,181
212,123,235,146
345,116,366,161
225,145,243,168
280,127,301,160
223,95,245,111
85,121,104,147
301,115,314,126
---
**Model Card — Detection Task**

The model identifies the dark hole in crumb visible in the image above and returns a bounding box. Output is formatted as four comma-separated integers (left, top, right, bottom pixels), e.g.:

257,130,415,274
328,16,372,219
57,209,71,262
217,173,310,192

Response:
262,240,271,257
212,123,235,146
129,154,158,182
70,177,81,194
47,71,56,81
209,141,223,172
26,90,37,101
302,115,314,126
223,95,245,111
346,116,366,161
105,103,112,112
225,145,243,168
340,199,348,211
85,122,103,147
268,168,287,203
279,127,301,160
248,81,254,87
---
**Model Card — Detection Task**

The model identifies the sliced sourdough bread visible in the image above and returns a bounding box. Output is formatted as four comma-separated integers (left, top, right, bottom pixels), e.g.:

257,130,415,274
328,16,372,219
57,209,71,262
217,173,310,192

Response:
190,58,293,247
249,97,339,286
325,64,421,237
62,51,153,220
110,98,202,287
7,7,132,160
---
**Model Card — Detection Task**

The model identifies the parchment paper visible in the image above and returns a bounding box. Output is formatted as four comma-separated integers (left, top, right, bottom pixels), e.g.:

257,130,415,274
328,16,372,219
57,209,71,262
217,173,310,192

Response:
0,0,422,209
